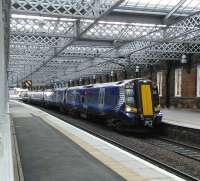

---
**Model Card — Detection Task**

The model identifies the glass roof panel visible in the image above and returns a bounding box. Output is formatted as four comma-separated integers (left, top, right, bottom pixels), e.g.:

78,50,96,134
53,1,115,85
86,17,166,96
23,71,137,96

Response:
120,0,200,14
178,0,200,13
121,0,178,11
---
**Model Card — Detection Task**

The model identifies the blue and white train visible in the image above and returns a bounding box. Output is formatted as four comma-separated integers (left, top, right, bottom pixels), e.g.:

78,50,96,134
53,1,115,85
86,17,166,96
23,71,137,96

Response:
21,78,162,130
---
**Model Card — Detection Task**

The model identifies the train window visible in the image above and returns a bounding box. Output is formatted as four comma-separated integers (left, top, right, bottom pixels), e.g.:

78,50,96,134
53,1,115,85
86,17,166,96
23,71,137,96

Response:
116,81,123,85
125,88,135,107
81,96,84,103
67,91,74,103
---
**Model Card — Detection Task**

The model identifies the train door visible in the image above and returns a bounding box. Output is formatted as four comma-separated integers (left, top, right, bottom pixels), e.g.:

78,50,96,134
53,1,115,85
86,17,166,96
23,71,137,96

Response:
83,90,88,110
72,90,76,106
136,80,153,117
98,88,105,112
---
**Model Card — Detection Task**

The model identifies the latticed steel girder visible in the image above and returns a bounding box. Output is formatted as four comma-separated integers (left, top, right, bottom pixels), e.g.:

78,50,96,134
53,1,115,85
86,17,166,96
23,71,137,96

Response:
174,30,200,43
9,1,200,85
11,16,75,37
10,16,164,42
9,57,88,68
64,51,182,80
119,42,200,56
83,22,164,41
10,39,196,62
10,34,71,48
74,61,127,80
130,52,181,60
10,45,50,58
11,16,200,50
62,45,114,58
9,16,169,44
11,49,182,78
11,0,118,19
11,0,125,84
10,44,115,59
118,12,200,56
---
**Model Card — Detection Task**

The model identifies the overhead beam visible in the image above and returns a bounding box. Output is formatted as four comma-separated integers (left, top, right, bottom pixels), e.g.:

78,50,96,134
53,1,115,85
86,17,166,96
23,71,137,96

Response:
11,0,114,19
21,0,125,82
115,11,200,57
164,0,187,22
113,6,189,17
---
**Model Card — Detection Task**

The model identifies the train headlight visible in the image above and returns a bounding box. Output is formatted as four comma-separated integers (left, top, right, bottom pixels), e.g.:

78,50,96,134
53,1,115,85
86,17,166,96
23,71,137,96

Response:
125,106,132,112
125,106,137,113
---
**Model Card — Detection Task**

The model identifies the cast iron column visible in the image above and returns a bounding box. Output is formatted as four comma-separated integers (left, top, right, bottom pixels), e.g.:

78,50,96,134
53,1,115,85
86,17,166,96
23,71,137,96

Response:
0,1,8,115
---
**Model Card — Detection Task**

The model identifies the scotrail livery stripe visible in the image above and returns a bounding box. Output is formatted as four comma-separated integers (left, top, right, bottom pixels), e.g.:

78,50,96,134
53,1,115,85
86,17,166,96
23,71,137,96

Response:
141,84,153,116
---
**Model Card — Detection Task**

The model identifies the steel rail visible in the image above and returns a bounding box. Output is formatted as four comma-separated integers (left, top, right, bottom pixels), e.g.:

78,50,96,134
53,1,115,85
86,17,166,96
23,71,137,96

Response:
157,137,200,162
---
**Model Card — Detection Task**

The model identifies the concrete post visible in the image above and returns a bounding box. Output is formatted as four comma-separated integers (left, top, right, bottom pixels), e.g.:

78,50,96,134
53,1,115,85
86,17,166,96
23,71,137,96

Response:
0,0,8,115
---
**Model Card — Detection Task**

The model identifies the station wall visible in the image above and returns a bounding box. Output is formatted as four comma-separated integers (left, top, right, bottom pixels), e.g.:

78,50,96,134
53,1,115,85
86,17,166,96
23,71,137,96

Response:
69,55,200,110
141,55,200,110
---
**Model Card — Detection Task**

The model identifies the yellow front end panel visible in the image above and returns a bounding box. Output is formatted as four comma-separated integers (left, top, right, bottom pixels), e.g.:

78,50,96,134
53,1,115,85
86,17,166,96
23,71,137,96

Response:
141,84,153,116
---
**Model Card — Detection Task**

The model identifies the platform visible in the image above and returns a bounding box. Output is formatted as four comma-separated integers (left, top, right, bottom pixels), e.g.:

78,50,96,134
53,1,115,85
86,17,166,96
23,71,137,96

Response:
162,108,200,130
10,100,184,181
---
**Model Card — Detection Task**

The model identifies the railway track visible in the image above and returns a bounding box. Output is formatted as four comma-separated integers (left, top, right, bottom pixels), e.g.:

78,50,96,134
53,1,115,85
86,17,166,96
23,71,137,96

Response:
144,137,200,162
38,107,199,181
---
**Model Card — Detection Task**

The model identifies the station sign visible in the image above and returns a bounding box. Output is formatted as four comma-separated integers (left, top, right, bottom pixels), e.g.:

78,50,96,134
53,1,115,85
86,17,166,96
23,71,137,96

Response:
22,80,32,88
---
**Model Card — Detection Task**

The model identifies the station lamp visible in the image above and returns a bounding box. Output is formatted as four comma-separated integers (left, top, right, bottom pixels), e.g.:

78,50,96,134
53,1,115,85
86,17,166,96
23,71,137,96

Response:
93,75,96,84
69,79,72,87
135,65,140,78
110,71,114,81
181,54,187,64
110,71,114,77
135,65,140,73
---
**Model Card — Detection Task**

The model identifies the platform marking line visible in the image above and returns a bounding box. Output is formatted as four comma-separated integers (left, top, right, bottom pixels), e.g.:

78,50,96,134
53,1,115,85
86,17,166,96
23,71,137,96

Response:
40,114,145,181
10,118,24,181
10,101,185,181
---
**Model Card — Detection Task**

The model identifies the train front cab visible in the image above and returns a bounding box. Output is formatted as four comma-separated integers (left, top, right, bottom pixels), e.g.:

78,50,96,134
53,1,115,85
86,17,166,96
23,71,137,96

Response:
124,79,162,128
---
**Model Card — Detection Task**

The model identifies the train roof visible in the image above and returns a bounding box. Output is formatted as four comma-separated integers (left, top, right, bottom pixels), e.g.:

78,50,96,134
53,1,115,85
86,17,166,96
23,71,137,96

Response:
95,79,135,87
84,79,150,88
54,87,67,91
67,85,85,90
68,78,149,90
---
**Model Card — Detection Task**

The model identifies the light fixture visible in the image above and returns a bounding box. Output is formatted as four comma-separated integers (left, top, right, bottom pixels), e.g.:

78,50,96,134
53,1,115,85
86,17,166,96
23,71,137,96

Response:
181,54,187,64
111,71,114,77
135,66,140,73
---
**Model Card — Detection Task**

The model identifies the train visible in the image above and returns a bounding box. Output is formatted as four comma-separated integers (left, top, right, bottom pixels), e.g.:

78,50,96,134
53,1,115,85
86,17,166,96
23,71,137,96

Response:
21,78,162,131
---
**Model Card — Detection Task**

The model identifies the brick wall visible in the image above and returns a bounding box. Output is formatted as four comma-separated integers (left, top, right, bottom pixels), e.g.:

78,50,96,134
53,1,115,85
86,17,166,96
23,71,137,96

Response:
181,67,196,97
132,56,200,110
68,55,200,109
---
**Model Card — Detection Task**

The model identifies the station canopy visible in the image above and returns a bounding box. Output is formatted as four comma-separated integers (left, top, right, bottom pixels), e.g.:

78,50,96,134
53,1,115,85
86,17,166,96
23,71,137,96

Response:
7,0,200,86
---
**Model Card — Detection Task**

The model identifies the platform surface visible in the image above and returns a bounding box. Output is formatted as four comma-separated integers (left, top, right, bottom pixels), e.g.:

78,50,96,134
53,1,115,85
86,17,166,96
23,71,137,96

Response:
10,100,184,181
162,108,200,130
